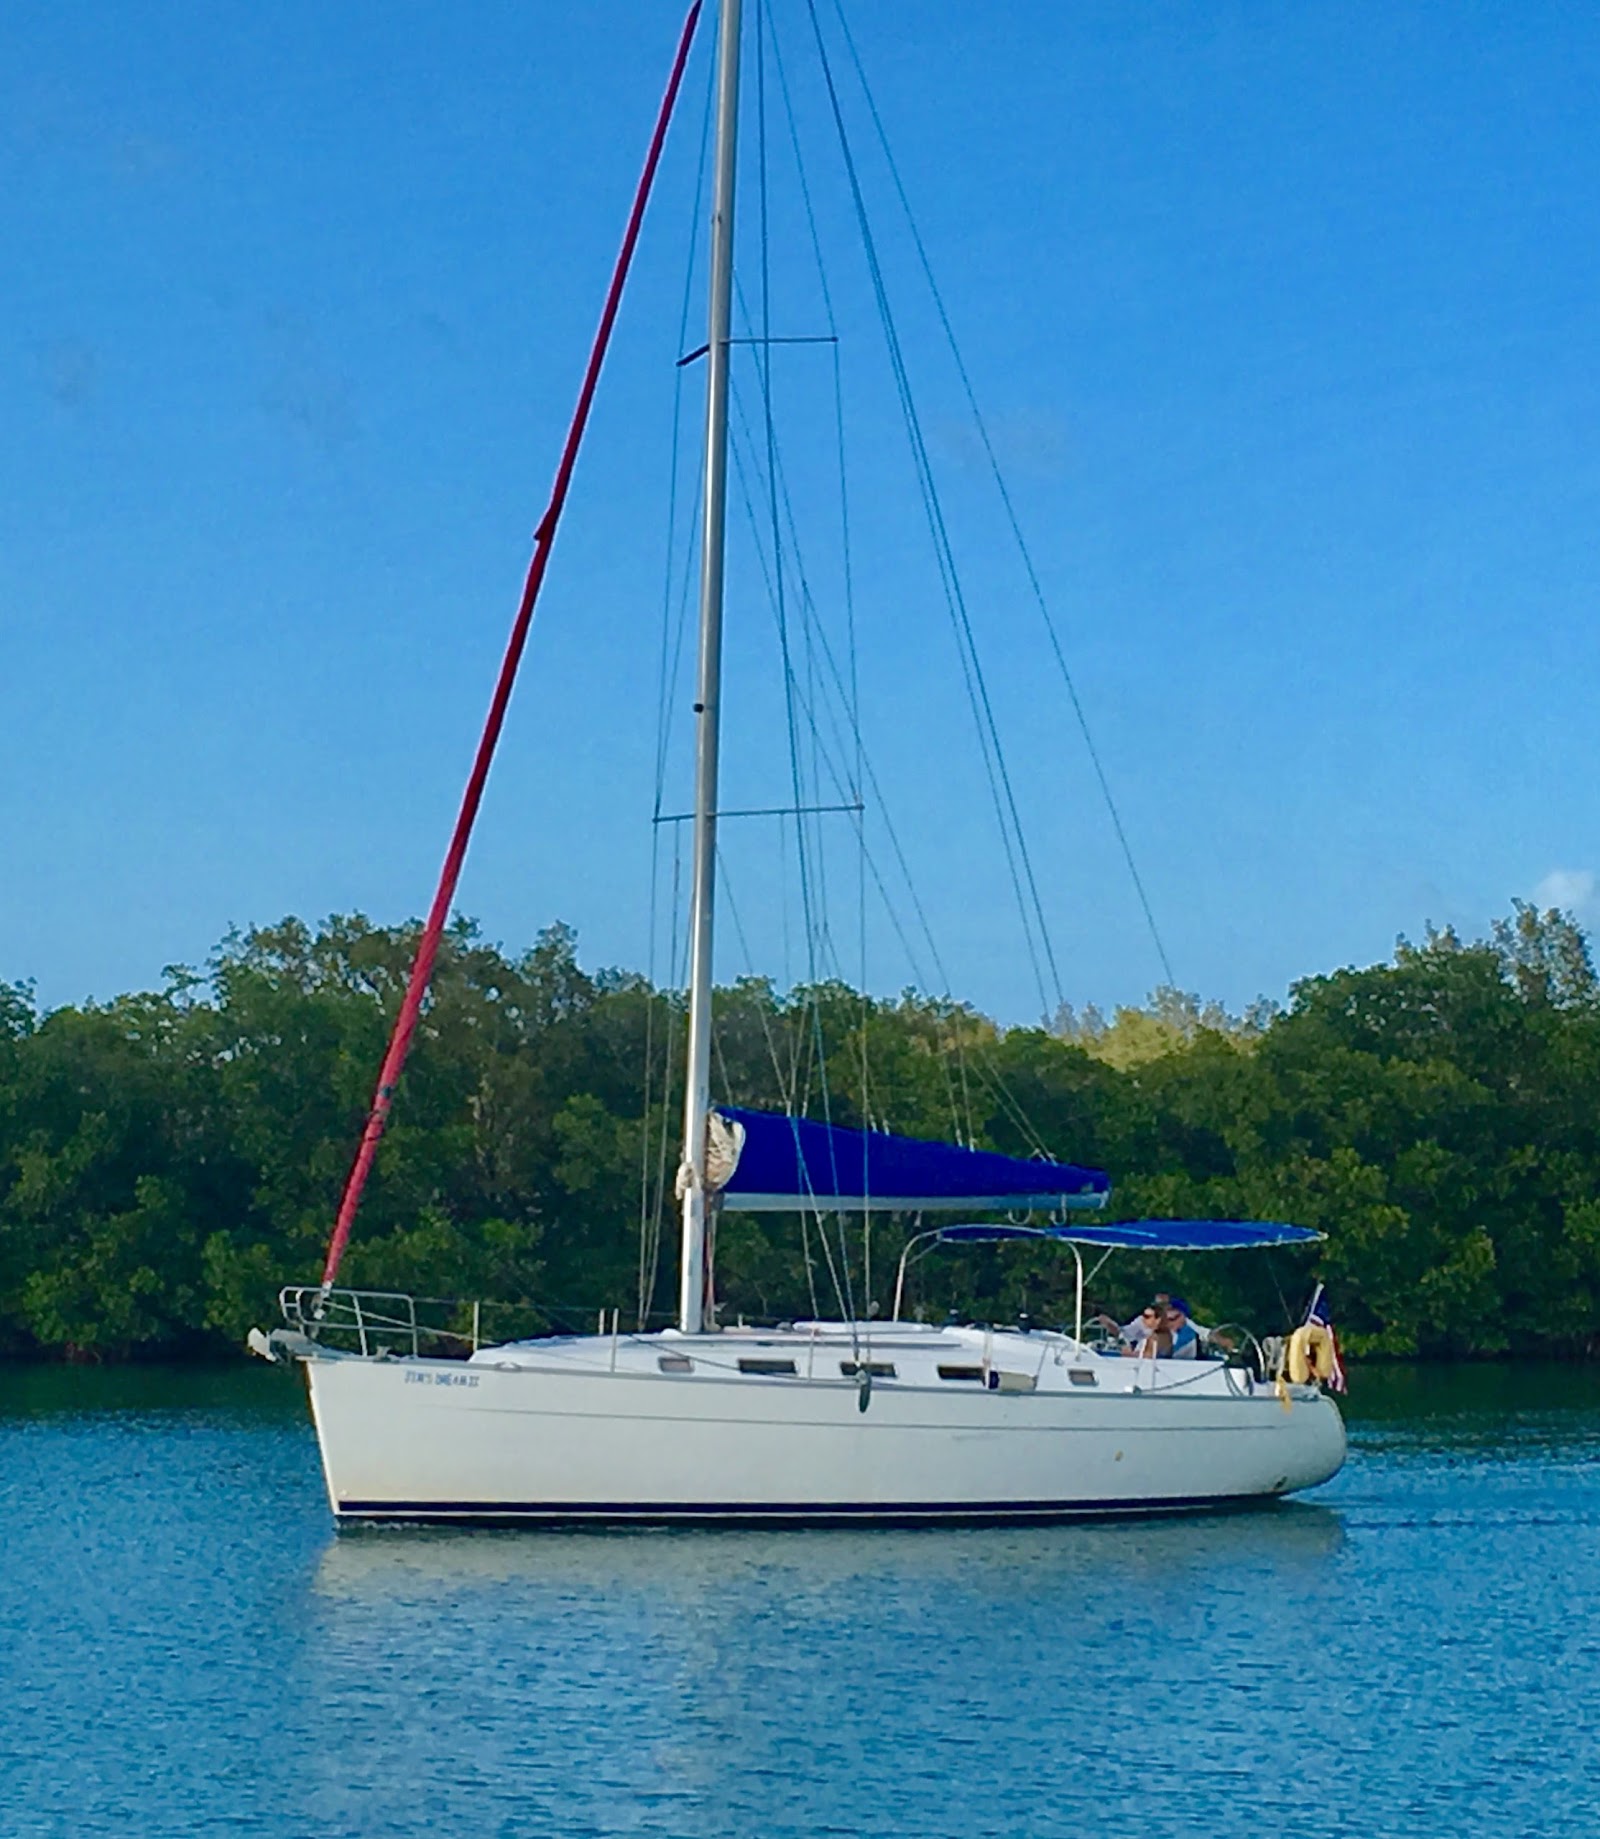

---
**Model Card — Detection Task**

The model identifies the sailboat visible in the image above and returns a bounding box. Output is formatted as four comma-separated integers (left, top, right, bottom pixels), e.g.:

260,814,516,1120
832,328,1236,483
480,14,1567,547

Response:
252,0,1346,1523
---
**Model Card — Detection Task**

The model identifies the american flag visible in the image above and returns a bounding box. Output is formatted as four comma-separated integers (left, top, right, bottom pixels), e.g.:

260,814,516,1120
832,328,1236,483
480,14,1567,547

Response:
1306,1282,1347,1393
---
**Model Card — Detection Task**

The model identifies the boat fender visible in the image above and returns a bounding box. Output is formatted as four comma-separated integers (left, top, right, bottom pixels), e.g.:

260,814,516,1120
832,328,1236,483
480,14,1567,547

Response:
857,1366,872,1413
1285,1323,1336,1386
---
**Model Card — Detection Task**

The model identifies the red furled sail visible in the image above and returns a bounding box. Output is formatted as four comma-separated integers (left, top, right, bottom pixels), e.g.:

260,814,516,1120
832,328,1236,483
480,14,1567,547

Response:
321,2,703,1290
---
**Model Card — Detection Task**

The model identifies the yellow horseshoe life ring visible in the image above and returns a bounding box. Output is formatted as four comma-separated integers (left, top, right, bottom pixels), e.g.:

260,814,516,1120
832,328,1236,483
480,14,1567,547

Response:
1286,1323,1336,1386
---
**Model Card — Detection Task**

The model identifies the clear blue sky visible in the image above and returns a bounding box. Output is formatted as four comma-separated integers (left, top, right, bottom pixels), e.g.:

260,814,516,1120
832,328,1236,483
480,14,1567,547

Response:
4,0,1598,1025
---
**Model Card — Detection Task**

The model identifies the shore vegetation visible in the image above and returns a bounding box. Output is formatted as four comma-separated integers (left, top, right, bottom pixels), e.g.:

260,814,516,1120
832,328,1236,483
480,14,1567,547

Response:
2,903,1597,1362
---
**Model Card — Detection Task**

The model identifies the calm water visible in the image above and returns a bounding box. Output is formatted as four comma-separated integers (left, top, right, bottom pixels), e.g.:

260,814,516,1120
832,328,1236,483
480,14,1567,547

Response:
3,1364,1598,1838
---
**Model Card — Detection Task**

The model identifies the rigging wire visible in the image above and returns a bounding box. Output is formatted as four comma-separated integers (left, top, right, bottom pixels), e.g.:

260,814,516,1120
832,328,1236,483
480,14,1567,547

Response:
825,0,1178,993
754,0,855,1333
763,1,869,1305
724,253,1054,1158
719,252,977,1151
768,15,874,1184
647,0,1108,1329
723,372,1051,1159
802,0,1063,1025
791,0,1094,1155
739,5,962,1188
754,3,1066,1324
641,48,720,1330
718,848,855,1322
638,830,692,1328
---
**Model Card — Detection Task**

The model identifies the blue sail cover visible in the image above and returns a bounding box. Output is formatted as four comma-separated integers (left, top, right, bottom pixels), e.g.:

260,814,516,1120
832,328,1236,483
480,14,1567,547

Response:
936,1219,1321,1251
715,1106,1110,1214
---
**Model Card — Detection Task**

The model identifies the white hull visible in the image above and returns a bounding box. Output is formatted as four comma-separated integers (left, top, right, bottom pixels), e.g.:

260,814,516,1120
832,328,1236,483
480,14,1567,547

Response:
297,1323,1345,1525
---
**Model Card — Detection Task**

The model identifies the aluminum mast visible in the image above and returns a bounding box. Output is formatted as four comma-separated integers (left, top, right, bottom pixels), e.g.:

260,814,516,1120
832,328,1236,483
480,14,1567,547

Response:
678,0,742,1335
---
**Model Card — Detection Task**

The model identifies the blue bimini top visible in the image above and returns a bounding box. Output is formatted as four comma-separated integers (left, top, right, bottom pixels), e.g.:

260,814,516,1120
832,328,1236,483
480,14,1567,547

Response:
933,1219,1321,1251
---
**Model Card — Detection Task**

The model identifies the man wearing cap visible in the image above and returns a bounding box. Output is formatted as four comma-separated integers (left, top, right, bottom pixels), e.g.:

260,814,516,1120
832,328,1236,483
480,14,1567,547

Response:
1165,1297,1202,1360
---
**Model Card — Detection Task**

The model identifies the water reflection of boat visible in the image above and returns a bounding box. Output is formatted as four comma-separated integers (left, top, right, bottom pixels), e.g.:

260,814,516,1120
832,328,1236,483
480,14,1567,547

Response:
310,1504,1345,1606
255,0,1346,1526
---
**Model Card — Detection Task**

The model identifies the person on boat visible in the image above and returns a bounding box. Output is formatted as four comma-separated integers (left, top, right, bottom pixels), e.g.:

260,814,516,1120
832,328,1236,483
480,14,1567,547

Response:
1117,1302,1172,1359
1093,1298,1167,1353
1164,1298,1202,1360
1169,1300,1234,1357
1121,1303,1165,1355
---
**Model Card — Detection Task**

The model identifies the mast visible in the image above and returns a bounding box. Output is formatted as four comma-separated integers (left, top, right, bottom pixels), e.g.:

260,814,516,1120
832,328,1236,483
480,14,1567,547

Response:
678,0,742,1335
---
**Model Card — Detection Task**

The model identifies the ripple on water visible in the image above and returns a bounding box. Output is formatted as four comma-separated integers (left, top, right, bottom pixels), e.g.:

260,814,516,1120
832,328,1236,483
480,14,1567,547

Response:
1,1363,1598,1837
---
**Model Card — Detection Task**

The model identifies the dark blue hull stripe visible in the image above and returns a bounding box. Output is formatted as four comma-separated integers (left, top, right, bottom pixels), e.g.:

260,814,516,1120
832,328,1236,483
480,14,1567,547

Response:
334,1492,1263,1526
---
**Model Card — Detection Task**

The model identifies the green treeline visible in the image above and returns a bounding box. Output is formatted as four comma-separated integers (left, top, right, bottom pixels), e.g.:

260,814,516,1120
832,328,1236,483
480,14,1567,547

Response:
2,902,1598,1363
